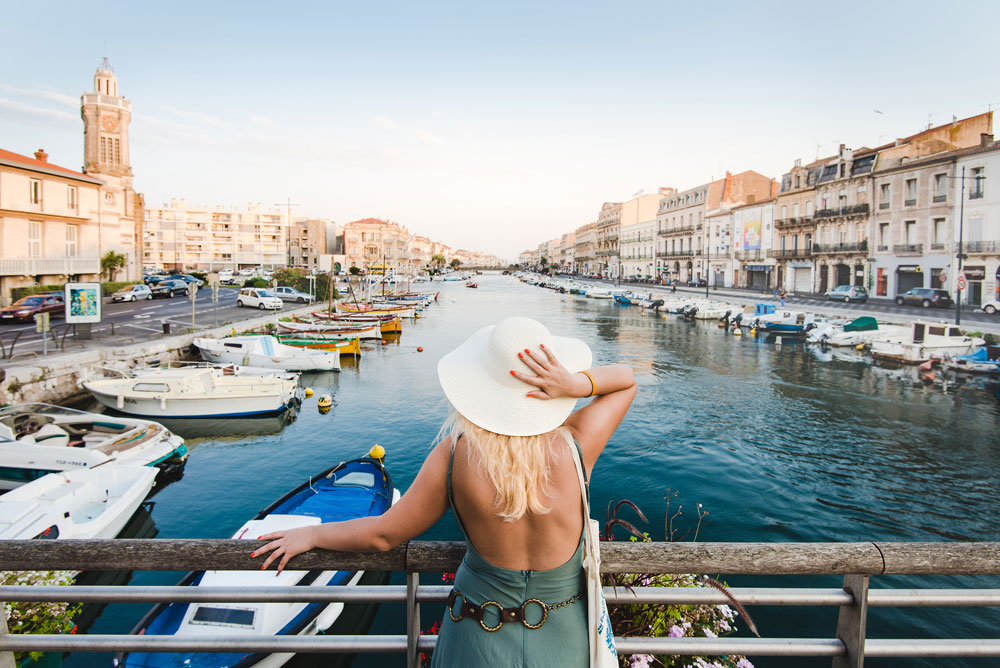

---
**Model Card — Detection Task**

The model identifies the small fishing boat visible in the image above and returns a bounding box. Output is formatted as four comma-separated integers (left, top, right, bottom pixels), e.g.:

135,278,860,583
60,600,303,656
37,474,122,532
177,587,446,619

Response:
0,463,157,539
117,451,400,668
195,335,340,371
281,319,381,340
808,316,908,347
275,334,362,356
336,303,417,319
0,403,188,491
871,321,985,364
465,282,478,288
311,311,404,334
754,309,820,335
938,345,1000,374
586,287,613,299
83,367,300,419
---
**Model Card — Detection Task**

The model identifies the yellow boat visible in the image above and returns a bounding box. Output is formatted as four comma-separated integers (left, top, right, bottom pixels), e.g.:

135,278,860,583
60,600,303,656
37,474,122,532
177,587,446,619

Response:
276,335,362,357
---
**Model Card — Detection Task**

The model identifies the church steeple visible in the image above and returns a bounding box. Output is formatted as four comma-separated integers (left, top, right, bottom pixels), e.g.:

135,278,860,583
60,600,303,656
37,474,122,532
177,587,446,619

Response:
81,57,132,182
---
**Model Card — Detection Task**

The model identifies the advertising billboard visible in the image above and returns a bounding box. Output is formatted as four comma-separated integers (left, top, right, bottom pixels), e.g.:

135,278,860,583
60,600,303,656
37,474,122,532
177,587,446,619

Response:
64,282,102,324
742,215,761,251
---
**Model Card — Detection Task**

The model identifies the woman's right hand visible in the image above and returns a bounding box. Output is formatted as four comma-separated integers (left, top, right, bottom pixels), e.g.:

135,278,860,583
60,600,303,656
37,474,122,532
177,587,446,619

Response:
511,345,590,400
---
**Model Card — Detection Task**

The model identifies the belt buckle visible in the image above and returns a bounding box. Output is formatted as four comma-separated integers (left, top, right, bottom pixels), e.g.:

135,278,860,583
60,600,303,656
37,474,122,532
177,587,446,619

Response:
447,590,464,622
478,601,504,632
521,598,548,629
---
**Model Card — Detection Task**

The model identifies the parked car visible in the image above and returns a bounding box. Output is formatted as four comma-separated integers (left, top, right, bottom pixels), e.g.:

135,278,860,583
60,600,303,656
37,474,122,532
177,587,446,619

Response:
895,288,954,309
236,288,283,310
111,284,153,302
172,274,204,286
687,278,708,287
980,300,999,315
150,280,190,298
0,294,65,322
824,285,869,303
273,286,315,303
143,274,169,286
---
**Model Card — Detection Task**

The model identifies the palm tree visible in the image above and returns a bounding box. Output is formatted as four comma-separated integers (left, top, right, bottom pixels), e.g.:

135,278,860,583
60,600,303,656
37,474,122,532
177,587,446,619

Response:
450,258,462,269
431,254,446,270
101,251,128,282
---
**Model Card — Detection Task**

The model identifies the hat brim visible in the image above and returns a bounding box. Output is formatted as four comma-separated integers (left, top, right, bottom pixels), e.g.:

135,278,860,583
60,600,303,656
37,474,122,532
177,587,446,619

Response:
437,325,593,436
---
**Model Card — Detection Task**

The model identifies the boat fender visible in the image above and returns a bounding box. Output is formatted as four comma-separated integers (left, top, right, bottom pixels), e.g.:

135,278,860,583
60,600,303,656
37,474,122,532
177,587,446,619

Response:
304,387,314,397
856,343,866,351
160,396,167,410
317,394,333,408
733,328,742,337
116,394,125,409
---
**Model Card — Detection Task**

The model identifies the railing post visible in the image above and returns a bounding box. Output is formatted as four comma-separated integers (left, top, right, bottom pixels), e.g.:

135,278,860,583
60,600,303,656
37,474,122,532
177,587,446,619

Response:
0,602,16,668
406,571,421,668
832,574,869,668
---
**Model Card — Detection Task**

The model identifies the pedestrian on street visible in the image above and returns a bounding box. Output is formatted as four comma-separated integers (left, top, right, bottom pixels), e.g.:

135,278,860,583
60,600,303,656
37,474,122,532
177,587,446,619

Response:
779,288,787,307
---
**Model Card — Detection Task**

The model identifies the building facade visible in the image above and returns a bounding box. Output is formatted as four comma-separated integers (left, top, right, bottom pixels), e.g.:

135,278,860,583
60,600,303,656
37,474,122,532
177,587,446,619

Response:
773,158,824,293
289,218,337,269
619,217,656,279
732,198,776,289
594,202,622,278
573,223,596,274
953,137,999,307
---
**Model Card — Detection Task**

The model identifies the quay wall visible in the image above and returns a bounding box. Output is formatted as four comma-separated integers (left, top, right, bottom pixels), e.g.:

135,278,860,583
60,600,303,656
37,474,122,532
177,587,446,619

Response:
0,304,319,407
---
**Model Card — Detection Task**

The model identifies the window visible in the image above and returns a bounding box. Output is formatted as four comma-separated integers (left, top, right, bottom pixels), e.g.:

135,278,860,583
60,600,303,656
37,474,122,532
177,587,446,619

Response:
113,138,121,165
806,201,814,216
879,223,889,247
794,175,800,188
904,220,916,245
880,183,890,209
28,221,41,257
67,186,77,209
933,174,947,202
780,206,787,220
933,219,946,247
905,179,917,206
29,179,41,205
66,225,77,258
100,137,107,163
970,167,985,199
793,202,800,218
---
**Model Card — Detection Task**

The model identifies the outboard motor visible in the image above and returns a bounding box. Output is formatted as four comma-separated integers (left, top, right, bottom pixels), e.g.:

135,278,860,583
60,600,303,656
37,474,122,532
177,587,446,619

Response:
651,299,664,310
731,313,743,327
804,322,817,333
718,310,732,327
684,306,698,320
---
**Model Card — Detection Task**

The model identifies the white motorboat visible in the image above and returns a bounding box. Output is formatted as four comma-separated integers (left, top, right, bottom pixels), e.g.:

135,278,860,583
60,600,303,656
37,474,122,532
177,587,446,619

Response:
0,403,188,492
0,463,157,539
871,321,985,364
194,335,340,371
83,367,300,419
807,316,908,347
586,287,613,299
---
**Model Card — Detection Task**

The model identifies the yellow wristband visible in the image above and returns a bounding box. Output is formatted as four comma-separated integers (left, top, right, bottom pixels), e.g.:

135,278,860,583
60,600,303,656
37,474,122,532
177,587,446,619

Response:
580,371,596,398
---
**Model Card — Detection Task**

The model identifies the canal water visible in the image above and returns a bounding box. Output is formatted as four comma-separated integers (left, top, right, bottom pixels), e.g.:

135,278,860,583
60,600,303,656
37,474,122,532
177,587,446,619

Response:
71,275,999,668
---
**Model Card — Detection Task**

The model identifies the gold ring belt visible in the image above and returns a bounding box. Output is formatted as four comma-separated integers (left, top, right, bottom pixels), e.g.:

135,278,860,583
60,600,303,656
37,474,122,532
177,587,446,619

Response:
446,588,581,632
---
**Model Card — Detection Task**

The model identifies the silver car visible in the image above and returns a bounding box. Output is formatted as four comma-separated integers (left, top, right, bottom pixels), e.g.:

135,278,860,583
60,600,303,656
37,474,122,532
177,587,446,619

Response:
272,286,315,303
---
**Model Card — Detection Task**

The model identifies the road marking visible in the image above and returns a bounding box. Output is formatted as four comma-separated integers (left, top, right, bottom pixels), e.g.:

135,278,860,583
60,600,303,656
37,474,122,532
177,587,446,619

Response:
140,305,163,312
134,314,151,319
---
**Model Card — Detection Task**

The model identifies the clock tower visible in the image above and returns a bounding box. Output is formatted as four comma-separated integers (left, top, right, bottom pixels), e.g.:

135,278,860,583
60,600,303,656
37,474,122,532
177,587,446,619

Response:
81,58,141,280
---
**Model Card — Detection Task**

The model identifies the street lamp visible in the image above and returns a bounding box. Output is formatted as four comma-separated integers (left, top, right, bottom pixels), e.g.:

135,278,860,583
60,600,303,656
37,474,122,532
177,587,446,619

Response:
948,166,984,326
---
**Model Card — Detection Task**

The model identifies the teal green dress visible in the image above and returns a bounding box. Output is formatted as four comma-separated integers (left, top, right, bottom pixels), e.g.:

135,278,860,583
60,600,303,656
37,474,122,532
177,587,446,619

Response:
430,439,588,667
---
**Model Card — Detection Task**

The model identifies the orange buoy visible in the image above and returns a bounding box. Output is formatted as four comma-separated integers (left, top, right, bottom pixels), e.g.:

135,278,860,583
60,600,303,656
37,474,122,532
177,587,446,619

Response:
417,346,424,352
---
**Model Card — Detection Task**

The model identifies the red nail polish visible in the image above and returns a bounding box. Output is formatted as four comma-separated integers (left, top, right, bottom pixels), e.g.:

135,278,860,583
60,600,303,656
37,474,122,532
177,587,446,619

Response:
517,352,522,358
540,344,545,348
510,370,516,376
250,552,256,558
260,564,265,570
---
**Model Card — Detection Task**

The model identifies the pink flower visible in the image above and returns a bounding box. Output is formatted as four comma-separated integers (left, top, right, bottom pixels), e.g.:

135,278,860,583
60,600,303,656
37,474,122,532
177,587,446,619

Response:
702,627,717,638
737,659,755,668
668,624,686,637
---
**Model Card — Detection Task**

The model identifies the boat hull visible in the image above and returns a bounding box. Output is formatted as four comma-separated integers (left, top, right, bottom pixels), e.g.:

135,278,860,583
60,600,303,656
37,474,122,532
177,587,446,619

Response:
87,387,294,419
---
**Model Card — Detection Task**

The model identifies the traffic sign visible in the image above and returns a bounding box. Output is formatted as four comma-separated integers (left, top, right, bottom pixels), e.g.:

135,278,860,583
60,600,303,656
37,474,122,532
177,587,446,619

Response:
938,270,947,284
957,276,967,291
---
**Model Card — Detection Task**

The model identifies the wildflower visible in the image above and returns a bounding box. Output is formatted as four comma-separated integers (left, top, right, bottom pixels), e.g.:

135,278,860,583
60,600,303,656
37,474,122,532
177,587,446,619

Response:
703,627,718,638
737,659,755,668
629,654,654,668
718,619,730,632
717,604,734,619
668,624,686,637
682,621,691,630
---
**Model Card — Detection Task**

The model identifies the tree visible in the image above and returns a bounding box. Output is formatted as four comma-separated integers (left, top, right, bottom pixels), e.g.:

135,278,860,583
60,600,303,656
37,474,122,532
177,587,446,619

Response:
450,258,462,269
431,254,446,270
101,251,128,282
349,265,361,275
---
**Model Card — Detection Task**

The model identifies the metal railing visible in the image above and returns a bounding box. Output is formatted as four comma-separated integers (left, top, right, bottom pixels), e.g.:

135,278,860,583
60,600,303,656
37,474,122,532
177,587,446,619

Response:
812,241,868,254
814,204,870,219
0,541,997,667
658,225,696,236
964,240,1000,253
893,244,923,255
0,257,100,276
768,249,811,259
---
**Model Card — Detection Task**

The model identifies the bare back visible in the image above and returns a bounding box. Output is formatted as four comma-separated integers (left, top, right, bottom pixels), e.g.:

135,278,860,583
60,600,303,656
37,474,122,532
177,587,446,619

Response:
449,430,584,572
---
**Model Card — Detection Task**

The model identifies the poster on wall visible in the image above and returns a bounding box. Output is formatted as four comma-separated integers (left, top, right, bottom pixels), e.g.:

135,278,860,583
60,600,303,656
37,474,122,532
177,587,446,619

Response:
743,216,761,251
64,282,102,324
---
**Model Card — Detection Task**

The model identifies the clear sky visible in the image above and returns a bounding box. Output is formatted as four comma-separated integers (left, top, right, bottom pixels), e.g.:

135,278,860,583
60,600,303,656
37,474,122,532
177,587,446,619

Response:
2,0,997,262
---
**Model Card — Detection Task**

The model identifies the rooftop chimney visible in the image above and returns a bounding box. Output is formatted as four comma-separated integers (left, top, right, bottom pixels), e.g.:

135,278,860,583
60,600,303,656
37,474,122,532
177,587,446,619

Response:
983,133,995,147
33,149,48,163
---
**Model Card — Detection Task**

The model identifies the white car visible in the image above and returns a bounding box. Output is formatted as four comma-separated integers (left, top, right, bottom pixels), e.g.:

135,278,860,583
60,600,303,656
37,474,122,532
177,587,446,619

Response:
236,288,283,310
111,284,153,302
981,300,998,315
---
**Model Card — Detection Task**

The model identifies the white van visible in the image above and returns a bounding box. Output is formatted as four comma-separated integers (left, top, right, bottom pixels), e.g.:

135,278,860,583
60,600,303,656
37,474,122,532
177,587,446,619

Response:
236,288,283,310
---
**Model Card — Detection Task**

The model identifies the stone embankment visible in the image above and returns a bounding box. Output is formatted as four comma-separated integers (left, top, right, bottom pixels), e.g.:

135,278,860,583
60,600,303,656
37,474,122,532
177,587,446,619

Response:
0,304,318,407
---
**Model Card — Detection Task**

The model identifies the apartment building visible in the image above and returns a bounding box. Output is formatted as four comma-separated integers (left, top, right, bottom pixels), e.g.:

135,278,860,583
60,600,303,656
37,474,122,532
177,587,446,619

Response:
620,217,656,279
955,138,999,307
342,218,415,274
732,198,776,289
594,202,622,278
573,223,597,274
288,218,337,269
144,200,287,271
773,158,825,293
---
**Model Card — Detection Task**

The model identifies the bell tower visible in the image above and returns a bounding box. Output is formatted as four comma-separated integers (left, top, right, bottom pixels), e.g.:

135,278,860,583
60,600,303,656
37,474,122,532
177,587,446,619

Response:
81,57,133,185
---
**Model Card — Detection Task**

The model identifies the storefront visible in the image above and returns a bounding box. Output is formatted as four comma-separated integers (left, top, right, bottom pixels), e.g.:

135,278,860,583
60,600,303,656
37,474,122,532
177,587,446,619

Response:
963,266,986,305
896,265,924,294
789,262,812,293
746,264,770,290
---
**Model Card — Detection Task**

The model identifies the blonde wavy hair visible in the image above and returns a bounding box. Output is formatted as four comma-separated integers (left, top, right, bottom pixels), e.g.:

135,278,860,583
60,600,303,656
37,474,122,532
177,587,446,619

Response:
438,411,563,522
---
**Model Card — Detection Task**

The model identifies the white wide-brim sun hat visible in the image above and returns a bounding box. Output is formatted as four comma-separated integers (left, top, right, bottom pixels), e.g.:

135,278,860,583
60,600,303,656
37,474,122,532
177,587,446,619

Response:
437,316,593,436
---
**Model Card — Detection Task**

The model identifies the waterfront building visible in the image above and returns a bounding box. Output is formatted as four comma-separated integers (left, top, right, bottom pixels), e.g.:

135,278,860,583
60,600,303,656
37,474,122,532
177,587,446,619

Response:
144,199,287,271
953,135,1000,307
0,149,105,304
657,172,773,283
81,58,142,282
573,222,596,274
519,249,539,268
536,237,560,269
869,113,994,300
558,232,576,272
288,218,337,270
704,207,734,287
615,193,661,279
594,202,622,278
341,218,414,274
732,198,777,289
773,158,826,293
619,216,656,279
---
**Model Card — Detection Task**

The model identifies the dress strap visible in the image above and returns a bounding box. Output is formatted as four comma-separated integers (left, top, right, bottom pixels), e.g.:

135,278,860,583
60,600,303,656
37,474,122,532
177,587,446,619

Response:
447,433,471,537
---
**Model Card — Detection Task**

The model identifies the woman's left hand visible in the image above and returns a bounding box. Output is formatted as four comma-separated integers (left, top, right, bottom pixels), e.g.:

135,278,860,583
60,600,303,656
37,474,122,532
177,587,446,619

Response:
511,345,589,400
251,526,318,574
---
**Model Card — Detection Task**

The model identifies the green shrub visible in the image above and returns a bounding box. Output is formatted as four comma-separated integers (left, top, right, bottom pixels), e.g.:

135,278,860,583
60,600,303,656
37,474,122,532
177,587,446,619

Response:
10,284,65,302
243,278,269,288
101,281,136,296
190,271,208,283
348,265,361,275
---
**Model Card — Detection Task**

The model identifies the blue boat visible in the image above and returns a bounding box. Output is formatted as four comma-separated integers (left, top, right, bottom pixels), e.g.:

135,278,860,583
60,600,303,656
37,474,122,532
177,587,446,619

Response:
117,454,398,668
941,345,1000,374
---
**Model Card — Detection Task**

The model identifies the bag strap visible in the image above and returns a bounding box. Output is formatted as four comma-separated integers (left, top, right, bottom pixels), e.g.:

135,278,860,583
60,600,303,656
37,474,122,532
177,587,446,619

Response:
446,432,470,537
560,428,592,524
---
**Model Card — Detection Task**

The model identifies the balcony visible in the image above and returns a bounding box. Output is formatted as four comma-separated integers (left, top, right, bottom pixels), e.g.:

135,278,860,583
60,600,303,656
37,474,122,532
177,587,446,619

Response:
933,195,947,203
814,203,870,219
930,243,947,251
811,241,868,254
893,244,923,255
660,250,701,257
734,250,765,261
904,199,917,207
877,245,888,252
775,217,813,229
964,240,1000,253
0,257,100,276
706,252,731,259
768,248,812,259
658,225,696,236
879,202,890,210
